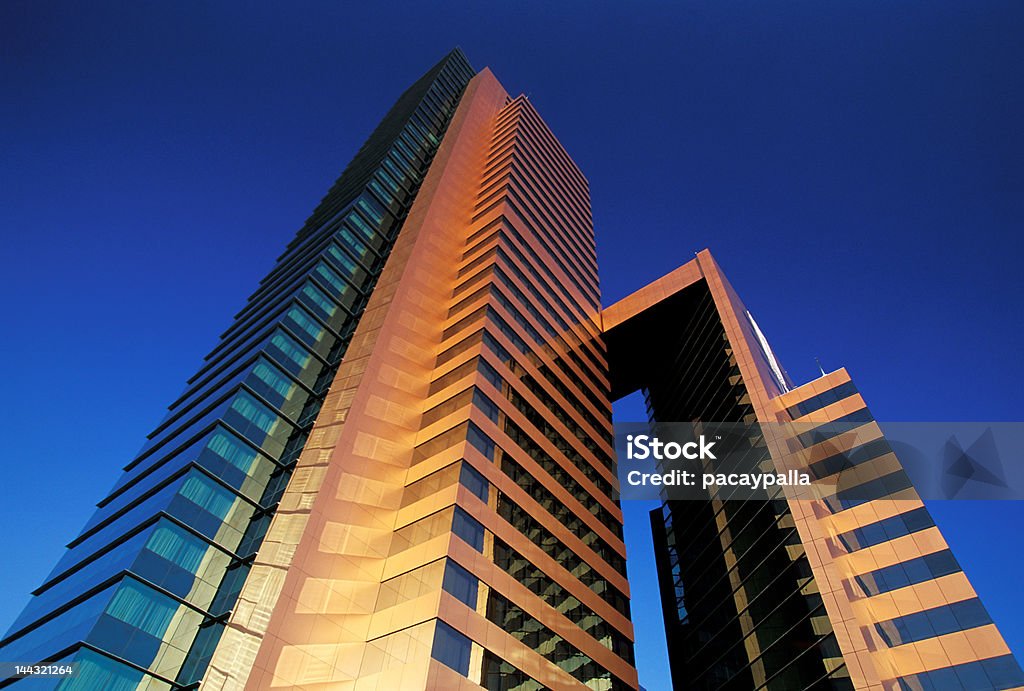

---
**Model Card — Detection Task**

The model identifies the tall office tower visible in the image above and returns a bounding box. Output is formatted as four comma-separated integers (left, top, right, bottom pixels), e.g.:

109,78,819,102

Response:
0,52,637,691
3,51,1017,691
604,252,1023,691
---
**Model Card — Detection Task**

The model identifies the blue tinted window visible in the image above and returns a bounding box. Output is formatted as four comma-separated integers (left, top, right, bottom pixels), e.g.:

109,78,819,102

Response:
326,242,366,282
2,586,116,667
452,507,484,552
485,309,529,355
300,282,338,319
368,179,394,208
250,359,298,403
459,463,489,503
466,422,495,460
482,330,514,366
797,408,874,448
204,428,260,473
103,579,177,638
442,561,479,609
810,438,892,479
356,193,385,225
786,381,859,419
177,474,237,521
826,470,913,512
876,598,991,646
856,550,961,597
144,522,208,573
313,262,348,296
227,391,283,437
431,620,472,676
268,329,312,372
10,532,146,635
283,305,325,346
837,507,934,552
898,654,1024,691
338,227,370,261
59,647,169,691
175,621,225,686
345,211,381,248
473,389,499,423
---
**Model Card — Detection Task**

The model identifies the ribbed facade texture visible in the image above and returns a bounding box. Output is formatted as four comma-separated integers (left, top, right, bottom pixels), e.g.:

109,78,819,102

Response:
604,252,1023,691
1,50,1020,691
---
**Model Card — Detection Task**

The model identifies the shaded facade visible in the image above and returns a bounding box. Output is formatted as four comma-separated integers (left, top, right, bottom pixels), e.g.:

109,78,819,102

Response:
604,252,1023,691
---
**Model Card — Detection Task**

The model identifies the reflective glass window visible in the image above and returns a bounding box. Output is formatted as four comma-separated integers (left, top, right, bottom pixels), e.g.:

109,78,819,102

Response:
452,507,484,552
856,550,961,596
459,463,489,503
431,621,471,677
268,329,312,374
442,561,479,609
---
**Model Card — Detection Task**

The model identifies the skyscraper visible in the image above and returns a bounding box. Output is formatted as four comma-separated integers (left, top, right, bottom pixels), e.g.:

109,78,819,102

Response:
604,253,1023,690
0,50,636,691
0,49,1018,691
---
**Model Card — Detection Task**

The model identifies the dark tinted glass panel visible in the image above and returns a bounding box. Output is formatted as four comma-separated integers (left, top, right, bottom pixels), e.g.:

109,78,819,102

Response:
442,561,479,609
431,621,471,676
856,550,961,597
452,507,484,552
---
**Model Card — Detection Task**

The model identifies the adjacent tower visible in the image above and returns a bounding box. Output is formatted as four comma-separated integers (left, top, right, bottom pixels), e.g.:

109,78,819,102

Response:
604,252,1023,691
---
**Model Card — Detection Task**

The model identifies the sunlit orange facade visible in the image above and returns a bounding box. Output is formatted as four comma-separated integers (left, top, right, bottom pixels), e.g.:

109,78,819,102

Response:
200,67,636,690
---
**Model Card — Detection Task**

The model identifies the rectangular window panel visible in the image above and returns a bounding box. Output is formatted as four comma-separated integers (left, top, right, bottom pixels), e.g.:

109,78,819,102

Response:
836,507,934,552
442,560,479,609
876,598,992,647
452,506,484,552
104,579,178,638
472,388,500,423
797,408,875,448
786,381,859,419
268,329,312,373
459,462,489,503
431,620,472,677
144,522,208,573
856,550,961,597
466,421,495,460
897,654,1024,691
64,648,171,691
810,438,892,480
204,427,260,474
825,470,914,513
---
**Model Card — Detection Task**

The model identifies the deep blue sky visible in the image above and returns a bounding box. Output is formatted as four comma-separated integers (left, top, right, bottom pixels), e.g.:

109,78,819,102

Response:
1,2,1022,687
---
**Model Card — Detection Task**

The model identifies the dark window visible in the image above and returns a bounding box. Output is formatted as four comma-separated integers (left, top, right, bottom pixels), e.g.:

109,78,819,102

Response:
431,620,472,677
452,507,485,552
786,381,859,419
897,654,1024,691
836,507,934,552
459,462,489,503
875,598,991,646
856,550,961,597
442,561,479,609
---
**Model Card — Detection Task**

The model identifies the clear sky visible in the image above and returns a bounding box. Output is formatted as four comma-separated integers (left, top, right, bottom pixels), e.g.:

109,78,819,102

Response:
1,2,1022,688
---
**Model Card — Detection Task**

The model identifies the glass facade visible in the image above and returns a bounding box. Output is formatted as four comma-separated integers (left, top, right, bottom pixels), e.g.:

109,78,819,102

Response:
605,255,1023,690
0,49,475,689
607,280,852,690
